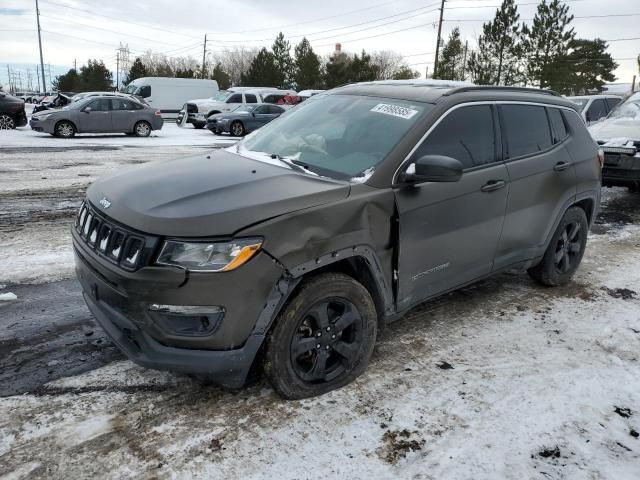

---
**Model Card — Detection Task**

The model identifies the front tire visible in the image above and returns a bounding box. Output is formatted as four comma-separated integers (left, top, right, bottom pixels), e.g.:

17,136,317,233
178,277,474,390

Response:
134,121,151,137
230,120,245,137
0,114,16,130
55,121,75,138
193,123,205,129
265,273,377,399
528,206,588,286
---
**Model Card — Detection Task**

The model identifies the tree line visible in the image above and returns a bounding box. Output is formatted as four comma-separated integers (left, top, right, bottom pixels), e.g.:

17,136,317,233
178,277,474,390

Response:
435,0,619,94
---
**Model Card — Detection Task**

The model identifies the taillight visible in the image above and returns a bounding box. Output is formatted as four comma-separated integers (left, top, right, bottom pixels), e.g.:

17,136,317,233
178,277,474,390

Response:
155,109,162,116
597,148,604,169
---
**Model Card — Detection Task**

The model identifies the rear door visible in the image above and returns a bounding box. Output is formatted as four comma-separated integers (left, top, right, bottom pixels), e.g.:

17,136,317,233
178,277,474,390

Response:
395,103,509,310
494,103,576,269
111,98,142,132
80,98,112,132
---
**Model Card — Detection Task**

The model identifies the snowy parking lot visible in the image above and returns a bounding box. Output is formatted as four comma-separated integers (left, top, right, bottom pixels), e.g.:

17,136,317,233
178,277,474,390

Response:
1,134,639,479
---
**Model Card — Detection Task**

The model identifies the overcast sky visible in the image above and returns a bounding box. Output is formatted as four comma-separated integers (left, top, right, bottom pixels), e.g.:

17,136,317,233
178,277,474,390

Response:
1,0,638,89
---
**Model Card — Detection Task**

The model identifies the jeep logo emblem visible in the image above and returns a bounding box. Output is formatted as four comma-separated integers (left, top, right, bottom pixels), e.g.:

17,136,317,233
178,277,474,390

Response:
99,197,112,209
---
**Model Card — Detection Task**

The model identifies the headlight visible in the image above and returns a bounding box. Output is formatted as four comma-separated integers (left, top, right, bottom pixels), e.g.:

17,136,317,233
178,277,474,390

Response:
156,238,262,272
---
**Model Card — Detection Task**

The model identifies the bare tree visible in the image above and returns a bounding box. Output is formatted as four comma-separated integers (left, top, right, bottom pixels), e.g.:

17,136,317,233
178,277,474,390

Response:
212,47,259,86
370,50,405,80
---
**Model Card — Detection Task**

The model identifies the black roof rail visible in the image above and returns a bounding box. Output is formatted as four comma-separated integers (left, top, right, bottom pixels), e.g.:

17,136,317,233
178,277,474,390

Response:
443,86,561,97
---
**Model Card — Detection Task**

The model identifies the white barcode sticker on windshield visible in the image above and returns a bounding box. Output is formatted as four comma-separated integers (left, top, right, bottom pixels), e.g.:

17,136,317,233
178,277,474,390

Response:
370,103,419,119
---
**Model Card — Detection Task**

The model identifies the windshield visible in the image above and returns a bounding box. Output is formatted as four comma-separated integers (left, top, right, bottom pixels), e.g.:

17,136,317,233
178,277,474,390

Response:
211,91,232,101
568,97,588,111
242,94,431,180
607,93,640,120
123,84,138,94
233,105,255,113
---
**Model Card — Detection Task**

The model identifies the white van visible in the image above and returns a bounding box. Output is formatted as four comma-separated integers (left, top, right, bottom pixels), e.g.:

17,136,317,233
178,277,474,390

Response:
123,77,218,113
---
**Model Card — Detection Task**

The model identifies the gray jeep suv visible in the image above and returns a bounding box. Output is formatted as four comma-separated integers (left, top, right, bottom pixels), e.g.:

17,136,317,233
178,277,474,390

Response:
72,82,601,399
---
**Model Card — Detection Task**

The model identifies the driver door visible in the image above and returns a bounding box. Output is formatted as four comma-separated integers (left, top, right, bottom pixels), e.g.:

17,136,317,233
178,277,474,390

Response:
394,104,509,310
80,98,112,133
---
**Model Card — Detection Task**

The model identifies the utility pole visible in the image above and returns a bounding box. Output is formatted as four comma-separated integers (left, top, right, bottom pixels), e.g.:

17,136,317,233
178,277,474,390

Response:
433,0,446,78
35,0,46,92
461,40,468,80
116,51,120,91
202,34,207,78
74,58,77,71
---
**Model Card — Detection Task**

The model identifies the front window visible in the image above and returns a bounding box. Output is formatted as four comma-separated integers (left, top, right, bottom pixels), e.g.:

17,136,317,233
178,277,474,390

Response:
607,93,640,120
241,94,431,180
211,91,232,102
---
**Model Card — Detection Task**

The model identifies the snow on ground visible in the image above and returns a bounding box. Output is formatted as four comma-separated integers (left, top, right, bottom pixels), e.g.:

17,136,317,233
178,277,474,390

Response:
1,122,238,148
1,192,639,478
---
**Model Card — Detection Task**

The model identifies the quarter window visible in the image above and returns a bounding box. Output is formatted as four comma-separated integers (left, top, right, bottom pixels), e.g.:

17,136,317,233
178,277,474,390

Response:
547,108,568,143
413,105,495,169
501,105,552,158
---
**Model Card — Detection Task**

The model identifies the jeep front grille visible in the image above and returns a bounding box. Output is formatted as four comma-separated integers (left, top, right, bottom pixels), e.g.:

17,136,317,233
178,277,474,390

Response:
75,201,153,271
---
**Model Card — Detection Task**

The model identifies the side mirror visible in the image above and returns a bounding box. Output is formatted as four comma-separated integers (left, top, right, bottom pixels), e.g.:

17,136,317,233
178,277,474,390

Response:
83,107,92,113
400,155,463,184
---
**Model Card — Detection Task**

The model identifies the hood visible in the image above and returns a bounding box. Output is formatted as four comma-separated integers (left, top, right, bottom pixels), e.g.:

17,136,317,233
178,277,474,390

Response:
87,149,350,237
589,117,640,142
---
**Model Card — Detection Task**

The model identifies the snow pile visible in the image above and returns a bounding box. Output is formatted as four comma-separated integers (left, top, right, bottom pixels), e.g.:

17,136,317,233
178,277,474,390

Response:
0,292,17,301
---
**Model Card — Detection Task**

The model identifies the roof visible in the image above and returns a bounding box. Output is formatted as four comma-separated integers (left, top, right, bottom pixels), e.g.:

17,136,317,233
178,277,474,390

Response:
331,80,574,108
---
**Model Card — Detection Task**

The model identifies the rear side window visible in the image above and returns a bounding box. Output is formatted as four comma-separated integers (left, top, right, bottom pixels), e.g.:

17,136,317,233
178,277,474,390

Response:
269,105,285,114
414,105,495,169
606,97,621,111
586,99,607,122
245,94,257,103
501,105,552,158
547,108,568,143
112,99,142,110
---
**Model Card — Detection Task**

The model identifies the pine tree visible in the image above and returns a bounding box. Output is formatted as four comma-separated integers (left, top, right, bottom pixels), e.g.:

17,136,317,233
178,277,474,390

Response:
79,59,113,91
434,28,464,80
271,32,294,88
293,37,322,90
125,58,147,85
349,50,378,82
547,39,617,94
211,62,231,89
522,0,575,88
242,47,280,86
467,0,524,85
392,65,420,80
52,68,82,92
325,52,353,88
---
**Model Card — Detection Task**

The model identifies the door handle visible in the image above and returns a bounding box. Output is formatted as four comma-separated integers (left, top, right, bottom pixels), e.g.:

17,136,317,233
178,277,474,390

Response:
553,161,572,172
481,180,506,192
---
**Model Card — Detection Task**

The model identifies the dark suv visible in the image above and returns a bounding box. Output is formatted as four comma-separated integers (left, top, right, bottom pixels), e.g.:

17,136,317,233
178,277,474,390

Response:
73,82,601,399
0,91,28,129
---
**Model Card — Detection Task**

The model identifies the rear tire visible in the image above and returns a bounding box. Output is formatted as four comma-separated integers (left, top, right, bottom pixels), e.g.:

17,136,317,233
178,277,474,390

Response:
194,123,205,129
134,121,151,137
265,273,377,399
528,206,588,286
230,120,245,137
0,114,16,130
54,121,75,138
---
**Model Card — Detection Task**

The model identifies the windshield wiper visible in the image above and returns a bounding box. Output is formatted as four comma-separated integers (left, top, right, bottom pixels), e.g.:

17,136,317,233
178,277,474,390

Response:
269,153,313,174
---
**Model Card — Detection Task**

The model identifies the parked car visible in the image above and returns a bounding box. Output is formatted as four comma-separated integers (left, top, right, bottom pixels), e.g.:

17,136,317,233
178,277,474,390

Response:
588,91,640,192
70,91,146,105
73,82,600,399
33,92,74,113
297,89,325,101
567,94,621,124
206,103,286,136
123,77,218,113
178,88,296,128
0,91,28,129
30,95,163,137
